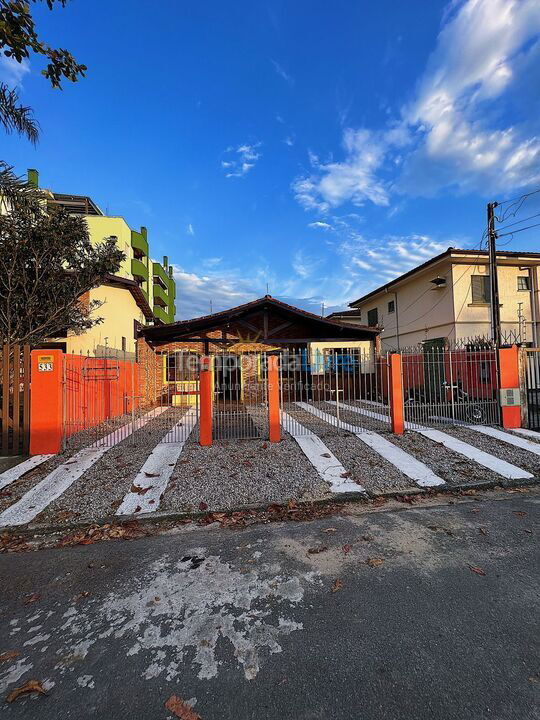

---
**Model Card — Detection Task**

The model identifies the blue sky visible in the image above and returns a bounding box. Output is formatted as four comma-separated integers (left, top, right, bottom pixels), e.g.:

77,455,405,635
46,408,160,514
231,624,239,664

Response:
1,0,540,318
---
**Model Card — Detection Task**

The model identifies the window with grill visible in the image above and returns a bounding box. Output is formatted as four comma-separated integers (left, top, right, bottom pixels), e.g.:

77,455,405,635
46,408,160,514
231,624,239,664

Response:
166,352,200,382
388,300,395,313
367,307,379,326
471,275,490,304
517,276,530,291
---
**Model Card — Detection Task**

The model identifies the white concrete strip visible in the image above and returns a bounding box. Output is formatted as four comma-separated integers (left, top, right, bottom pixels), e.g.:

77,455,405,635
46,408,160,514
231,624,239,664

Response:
326,400,389,424
281,411,364,494
296,402,445,487
415,428,533,480
0,455,54,491
330,400,534,479
0,407,169,528
95,407,168,446
115,407,199,515
466,424,540,457
511,427,540,441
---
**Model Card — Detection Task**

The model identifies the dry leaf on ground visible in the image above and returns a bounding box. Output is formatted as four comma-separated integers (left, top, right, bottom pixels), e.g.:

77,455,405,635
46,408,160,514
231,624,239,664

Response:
307,545,328,555
342,544,352,554
468,564,486,576
131,484,152,495
24,593,41,605
331,579,343,592
6,679,48,703
164,695,201,719
366,557,384,568
479,527,488,536
322,527,337,533
513,511,527,518
0,651,19,663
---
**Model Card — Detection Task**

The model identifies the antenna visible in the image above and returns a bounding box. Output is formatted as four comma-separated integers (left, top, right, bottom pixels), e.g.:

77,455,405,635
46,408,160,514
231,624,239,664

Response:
321,302,325,317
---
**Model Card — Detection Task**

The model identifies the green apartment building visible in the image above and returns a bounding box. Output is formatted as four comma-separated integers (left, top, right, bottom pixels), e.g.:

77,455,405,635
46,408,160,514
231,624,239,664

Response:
30,169,177,356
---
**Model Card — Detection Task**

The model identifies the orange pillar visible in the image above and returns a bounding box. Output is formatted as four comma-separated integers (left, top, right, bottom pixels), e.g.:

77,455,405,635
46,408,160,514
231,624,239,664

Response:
29,349,64,455
499,345,521,429
389,353,404,435
199,356,213,446
268,355,281,443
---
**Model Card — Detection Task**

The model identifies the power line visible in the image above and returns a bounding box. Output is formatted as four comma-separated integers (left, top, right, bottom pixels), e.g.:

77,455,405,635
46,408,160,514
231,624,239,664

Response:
494,188,540,223
496,211,540,233
496,221,540,239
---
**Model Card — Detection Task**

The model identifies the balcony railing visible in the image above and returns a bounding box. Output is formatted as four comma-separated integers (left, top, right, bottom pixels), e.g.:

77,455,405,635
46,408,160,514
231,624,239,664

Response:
153,262,170,289
131,258,148,281
153,283,169,307
153,304,170,324
131,231,148,257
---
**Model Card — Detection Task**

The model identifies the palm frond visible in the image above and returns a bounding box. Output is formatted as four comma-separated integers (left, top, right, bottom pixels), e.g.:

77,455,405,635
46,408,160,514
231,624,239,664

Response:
0,83,40,144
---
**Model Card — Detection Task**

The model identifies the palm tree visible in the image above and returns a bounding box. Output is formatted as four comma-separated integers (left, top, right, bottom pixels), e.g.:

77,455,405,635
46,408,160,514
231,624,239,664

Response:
0,83,39,144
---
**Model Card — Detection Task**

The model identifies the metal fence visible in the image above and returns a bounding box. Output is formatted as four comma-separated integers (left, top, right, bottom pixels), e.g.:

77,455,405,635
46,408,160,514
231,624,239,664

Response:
212,351,268,440
279,347,390,436
401,342,500,428
525,349,540,430
0,343,30,455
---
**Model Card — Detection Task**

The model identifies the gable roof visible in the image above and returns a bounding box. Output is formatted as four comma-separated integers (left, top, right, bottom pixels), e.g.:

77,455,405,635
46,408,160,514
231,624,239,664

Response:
141,295,379,344
349,247,540,307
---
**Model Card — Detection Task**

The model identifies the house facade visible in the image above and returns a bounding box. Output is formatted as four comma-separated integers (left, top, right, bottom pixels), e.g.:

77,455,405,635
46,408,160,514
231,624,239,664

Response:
347,248,540,350
28,169,177,357
138,295,379,406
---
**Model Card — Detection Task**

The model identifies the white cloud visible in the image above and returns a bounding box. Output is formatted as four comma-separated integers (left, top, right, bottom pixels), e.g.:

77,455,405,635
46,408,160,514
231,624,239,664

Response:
284,135,295,147
271,59,294,85
0,55,30,87
399,0,540,195
292,250,322,279
221,143,262,178
292,0,540,208
308,221,333,231
187,223,195,236
292,129,390,212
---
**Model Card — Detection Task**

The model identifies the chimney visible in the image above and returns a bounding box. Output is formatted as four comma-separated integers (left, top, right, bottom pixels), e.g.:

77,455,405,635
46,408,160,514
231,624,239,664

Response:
141,226,147,240
163,255,168,268
27,169,39,188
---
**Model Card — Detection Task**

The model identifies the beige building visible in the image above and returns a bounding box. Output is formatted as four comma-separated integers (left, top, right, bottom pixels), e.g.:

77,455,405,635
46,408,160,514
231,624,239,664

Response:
341,248,540,350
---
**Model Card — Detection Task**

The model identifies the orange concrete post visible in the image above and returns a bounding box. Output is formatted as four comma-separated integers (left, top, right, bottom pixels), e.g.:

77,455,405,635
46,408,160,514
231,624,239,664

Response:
29,349,64,455
268,355,281,443
499,345,521,429
389,353,404,435
199,356,213,446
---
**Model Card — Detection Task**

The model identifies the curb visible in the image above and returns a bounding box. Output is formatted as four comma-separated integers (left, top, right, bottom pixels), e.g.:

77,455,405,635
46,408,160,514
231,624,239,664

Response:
3,476,538,542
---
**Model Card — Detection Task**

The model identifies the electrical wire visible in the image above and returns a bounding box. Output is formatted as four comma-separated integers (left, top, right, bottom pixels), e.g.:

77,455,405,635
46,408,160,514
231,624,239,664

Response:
496,211,540,233
494,188,540,223
496,221,540,239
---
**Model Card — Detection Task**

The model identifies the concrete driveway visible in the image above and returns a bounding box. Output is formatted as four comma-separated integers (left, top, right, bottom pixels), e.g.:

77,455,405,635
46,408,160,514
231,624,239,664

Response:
0,489,539,719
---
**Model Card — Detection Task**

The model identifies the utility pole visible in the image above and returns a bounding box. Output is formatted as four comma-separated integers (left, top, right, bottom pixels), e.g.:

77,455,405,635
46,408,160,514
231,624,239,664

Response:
487,201,502,346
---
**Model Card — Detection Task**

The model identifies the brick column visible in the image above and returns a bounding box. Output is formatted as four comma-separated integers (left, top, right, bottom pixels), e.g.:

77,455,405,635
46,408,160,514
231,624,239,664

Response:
389,353,404,435
29,349,63,455
268,355,281,443
199,355,213,446
499,345,521,429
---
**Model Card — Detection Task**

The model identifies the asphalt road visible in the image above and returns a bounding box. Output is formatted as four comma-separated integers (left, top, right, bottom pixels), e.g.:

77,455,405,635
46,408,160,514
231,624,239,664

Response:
0,490,539,720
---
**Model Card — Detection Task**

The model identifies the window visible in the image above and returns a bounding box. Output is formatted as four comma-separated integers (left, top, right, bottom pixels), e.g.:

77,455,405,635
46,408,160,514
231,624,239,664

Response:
471,275,490,304
367,307,379,327
166,352,200,382
388,300,395,313
517,276,530,291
